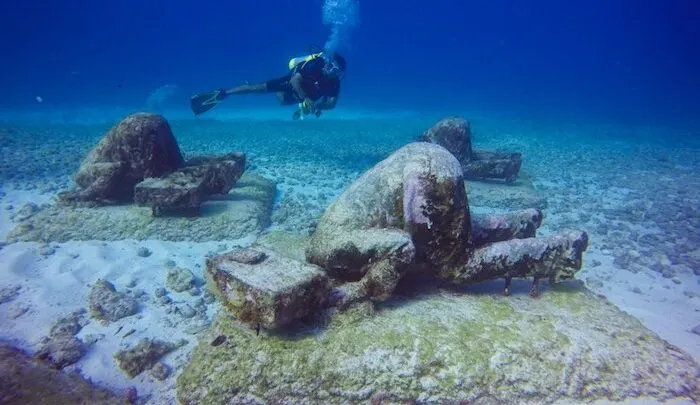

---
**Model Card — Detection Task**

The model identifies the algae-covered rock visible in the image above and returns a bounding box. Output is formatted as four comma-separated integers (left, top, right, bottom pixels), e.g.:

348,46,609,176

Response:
6,173,276,243
34,335,86,370
183,152,246,195
418,117,473,164
177,287,699,405
419,117,522,182
165,267,196,292
306,142,470,307
206,247,330,330
88,279,138,322
133,174,204,215
0,342,122,404
114,338,184,378
467,174,547,210
35,309,89,369
62,112,184,203
133,152,246,216
470,208,543,248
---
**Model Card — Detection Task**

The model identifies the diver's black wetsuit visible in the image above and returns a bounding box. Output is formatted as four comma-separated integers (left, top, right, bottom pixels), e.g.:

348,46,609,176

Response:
266,57,341,104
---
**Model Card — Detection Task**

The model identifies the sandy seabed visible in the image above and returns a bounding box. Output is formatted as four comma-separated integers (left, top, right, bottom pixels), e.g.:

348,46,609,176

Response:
0,106,698,404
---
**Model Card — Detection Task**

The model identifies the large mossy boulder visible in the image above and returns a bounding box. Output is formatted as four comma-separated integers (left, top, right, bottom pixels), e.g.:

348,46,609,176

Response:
176,285,699,404
65,112,184,203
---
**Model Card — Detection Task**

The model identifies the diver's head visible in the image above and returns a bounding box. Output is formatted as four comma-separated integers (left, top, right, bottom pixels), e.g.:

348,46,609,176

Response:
323,52,347,79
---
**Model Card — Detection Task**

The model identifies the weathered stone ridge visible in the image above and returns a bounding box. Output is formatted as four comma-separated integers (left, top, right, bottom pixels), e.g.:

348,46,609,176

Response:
177,287,700,404
6,173,275,242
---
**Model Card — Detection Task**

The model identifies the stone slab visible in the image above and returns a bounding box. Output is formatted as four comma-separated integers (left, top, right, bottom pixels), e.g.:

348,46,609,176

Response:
205,247,329,330
5,173,275,243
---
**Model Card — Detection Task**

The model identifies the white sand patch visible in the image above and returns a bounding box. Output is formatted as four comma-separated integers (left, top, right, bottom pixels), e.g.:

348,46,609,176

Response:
0,187,256,403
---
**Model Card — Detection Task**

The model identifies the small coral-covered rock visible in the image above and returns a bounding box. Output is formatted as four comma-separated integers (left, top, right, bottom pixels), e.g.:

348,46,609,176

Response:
35,310,89,369
66,113,184,203
114,338,184,378
88,279,138,322
165,267,197,292
206,247,329,330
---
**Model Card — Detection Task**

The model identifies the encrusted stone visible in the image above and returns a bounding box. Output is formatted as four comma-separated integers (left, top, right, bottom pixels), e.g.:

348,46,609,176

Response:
206,247,329,330
88,279,138,322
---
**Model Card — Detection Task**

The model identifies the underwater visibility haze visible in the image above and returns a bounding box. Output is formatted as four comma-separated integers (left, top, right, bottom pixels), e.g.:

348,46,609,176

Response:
0,0,699,404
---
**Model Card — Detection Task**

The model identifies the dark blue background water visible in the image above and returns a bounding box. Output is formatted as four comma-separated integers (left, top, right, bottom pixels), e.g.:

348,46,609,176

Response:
2,0,699,126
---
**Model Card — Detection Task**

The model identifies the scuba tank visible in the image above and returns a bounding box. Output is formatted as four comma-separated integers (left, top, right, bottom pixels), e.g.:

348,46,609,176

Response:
288,52,324,72
288,44,325,71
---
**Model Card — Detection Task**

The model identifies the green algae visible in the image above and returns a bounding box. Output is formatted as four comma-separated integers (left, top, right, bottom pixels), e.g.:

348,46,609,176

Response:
177,285,700,404
177,233,700,404
177,292,574,404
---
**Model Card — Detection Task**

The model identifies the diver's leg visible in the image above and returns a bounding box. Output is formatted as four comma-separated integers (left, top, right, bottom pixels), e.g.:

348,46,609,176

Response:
226,75,291,96
277,91,298,105
225,82,267,95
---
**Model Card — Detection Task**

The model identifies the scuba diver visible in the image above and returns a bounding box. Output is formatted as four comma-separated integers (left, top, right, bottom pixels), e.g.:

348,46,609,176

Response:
190,51,346,120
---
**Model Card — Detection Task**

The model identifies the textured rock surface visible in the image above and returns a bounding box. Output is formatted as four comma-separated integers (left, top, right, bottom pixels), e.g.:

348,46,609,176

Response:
60,112,184,203
34,335,86,370
464,150,523,183
133,152,246,216
34,310,89,370
166,267,196,292
471,208,543,247
418,117,473,164
467,174,548,210
420,117,522,182
306,142,470,306
183,152,246,195
5,173,275,242
448,230,589,294
0,342,122,404
177,286,700,405
134,174,203,215
206,247,330,330
88,280,138,322
114,338,183,378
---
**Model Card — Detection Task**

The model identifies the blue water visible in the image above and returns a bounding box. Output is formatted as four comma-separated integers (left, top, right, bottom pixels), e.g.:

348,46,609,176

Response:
1,1,700,403
2,0,699,127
